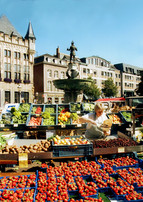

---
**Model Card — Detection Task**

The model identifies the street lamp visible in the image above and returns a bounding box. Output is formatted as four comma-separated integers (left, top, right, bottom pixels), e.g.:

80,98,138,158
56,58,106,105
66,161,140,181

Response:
17,84,22,103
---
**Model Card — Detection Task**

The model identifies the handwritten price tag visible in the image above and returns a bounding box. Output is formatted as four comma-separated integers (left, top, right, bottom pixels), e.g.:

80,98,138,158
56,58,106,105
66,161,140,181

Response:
77,124,82,127
0,124,4,127
14,124,18,127
118,147,125,153
19,153,28,168
61,124,66,128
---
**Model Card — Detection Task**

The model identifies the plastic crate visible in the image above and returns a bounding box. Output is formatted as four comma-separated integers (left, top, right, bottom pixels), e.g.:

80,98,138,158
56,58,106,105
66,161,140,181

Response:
30,104,44,115
82,102,95,113
52,136,93,157
70,102,83,113
57,104,70,113
18,103,32,113
26,114,42,127
119,110,132,123
42,114,57,126
44,104,57,114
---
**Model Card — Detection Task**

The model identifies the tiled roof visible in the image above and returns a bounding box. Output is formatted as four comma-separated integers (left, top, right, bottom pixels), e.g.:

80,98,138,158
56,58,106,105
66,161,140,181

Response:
0,15,21,37
25,22,36,39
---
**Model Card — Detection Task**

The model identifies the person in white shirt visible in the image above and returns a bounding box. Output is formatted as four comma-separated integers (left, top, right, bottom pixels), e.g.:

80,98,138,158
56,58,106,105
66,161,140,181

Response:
79,102,111,140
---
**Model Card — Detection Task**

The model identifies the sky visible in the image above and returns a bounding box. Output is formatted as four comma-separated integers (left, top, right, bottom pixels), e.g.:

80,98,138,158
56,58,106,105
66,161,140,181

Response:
0,0,143,67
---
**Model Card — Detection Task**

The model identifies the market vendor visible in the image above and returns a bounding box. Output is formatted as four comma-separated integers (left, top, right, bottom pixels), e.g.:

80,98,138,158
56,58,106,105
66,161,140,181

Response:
79,102,112,140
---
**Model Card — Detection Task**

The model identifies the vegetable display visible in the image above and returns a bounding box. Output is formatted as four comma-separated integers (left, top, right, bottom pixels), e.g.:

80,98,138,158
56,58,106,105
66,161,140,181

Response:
45,106,56,113
70,103,82,112
18,103,31,113
43,116,56,125
0,113,11,124
121,111,132,122
31,106,42,114
83,103,95,111
108,114,122,124
1,140,51,154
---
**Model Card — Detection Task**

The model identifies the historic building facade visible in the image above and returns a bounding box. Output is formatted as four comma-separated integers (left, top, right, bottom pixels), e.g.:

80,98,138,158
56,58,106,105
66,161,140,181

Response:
34,48,143,103
114,63,142,97
0,15,35,106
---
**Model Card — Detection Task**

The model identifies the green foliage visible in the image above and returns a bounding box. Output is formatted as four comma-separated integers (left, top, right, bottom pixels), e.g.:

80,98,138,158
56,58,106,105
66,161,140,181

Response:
102,78,118,97
83,77,101,100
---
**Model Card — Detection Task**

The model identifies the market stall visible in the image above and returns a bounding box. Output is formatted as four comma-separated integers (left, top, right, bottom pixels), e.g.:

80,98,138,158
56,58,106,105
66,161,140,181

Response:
0,102,143,201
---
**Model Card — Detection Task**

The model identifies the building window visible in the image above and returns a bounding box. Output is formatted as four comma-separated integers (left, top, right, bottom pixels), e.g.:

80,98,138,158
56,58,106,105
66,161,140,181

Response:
5,91,10,103
54,71,58,78
55,97,59,103
14,52,17,59
8,50,11,57
47,69,52,78
47,81,52,91
15,92,20,103
4,50,7,57
14,65,21,79
87,69,90,74
94,71,96,75
61,71,65,79
83,68,86,73
4,63,11,79
23,92,29,103
24,66,30,80
88,59,90,64
24,53,28,60
101,71,104,76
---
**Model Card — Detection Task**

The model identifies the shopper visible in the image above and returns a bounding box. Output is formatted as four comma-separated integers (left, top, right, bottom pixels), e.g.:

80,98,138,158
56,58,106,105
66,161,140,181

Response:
79,102,112,140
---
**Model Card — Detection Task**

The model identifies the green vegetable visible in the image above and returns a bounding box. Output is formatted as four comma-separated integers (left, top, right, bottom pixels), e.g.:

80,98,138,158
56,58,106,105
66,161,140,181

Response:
43,116,56,125
18,103,30,112
42,112,50,119
70,113,78,121
11,107,17,114
45,107,55,113
121,111,132,122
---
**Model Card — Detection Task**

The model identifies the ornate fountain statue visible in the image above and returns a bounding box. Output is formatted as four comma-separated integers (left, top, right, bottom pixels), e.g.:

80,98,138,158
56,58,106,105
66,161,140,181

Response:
53,42,91,103
66,41,79,79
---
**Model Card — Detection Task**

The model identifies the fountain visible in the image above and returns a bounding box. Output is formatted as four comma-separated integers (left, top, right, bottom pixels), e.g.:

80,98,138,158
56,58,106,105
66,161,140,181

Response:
53,41,91,103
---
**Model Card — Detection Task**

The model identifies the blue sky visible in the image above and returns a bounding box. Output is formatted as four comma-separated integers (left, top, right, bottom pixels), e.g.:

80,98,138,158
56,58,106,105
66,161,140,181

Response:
1,0,143,67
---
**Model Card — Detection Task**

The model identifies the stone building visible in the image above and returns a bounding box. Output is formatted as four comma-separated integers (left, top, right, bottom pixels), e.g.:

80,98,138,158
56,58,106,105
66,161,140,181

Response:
34,47,85,104
0,15,36,106
80,56,121,97
114,63,142,97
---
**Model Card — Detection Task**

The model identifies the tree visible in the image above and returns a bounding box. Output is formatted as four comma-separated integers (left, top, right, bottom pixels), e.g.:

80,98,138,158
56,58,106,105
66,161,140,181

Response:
102,78,118,97
83,77,101,100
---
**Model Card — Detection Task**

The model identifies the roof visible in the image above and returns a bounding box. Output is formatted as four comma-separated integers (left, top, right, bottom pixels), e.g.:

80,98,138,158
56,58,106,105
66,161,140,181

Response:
114,63,143,74
25,22,36,40
0,15,21,37
96,97,126,102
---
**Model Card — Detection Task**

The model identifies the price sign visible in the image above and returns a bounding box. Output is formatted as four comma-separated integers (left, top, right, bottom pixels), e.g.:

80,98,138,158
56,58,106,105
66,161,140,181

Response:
77,124,82,127
19,153,28,168
14,124,18,127
0,124,4,127
61,124,66,128
77,111,80,114
118,147,125,153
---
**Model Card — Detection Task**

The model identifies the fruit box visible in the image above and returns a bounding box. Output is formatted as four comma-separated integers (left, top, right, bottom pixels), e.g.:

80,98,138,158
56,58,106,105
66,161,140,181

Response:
52,136,93,157
30,104,44,115
44,104,57,114
119,110,132,123
18,103,32,113
26,114,42,127
42,114,57,126
82,102,95,113
70,102,83,113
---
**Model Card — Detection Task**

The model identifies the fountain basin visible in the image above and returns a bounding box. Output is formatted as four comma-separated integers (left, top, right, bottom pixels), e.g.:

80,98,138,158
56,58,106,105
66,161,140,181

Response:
53,79,91,91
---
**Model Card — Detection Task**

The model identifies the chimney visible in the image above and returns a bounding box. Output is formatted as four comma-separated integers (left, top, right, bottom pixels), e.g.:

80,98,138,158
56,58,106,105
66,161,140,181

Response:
56,46,60,58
